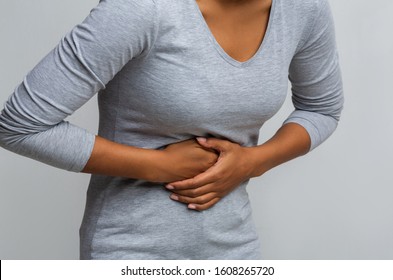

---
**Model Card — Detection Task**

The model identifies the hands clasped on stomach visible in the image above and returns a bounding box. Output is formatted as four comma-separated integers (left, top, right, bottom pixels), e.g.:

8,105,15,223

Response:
158,137,257,211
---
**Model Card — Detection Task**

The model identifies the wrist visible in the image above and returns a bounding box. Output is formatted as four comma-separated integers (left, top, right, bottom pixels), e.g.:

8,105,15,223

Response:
141,149,168,182
244,144,277,178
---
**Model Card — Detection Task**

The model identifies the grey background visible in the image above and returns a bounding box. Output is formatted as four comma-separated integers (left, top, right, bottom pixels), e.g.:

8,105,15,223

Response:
0,0,392,259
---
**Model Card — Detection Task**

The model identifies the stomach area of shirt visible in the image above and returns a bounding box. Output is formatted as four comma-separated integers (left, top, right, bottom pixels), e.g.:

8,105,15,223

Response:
88,179,258,259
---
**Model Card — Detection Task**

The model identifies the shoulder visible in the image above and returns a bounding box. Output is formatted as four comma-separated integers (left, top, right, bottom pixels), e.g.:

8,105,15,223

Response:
104,0,157,11
94,0,160,36
279,0,329,25
96,0,158,19
288,0,329,14
279,0,335,52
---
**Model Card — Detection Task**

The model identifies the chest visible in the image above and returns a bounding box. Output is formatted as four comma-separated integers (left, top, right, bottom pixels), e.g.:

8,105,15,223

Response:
195,0,272,63
101,0,296,142
112,49,289,141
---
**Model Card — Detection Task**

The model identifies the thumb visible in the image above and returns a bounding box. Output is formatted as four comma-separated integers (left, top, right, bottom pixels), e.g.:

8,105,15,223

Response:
196,137,228,152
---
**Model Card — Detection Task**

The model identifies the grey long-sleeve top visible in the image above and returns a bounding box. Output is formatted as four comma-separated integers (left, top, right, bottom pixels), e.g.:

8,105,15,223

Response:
0,0,343,172
0,0,343,259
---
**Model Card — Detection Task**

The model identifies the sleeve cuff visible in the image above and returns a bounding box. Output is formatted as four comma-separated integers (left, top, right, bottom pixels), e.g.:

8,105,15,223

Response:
283,110,338,151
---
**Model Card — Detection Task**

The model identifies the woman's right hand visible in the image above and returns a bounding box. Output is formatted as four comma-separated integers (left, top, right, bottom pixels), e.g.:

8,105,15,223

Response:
151,139,219,183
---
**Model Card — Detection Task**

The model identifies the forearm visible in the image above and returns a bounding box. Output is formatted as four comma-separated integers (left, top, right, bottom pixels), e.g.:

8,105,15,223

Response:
81,135,163,181
248,122,311,177
81,136,218,183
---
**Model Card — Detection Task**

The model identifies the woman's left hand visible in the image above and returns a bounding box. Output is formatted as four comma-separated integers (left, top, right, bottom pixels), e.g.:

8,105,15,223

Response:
165,137,260,211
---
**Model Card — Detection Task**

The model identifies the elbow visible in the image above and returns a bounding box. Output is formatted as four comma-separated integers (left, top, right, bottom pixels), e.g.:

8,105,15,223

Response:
292,85,345,124
326,74,345,123
0,87,54,150
0,111,26,150
328,88,344,123
0,103,41,151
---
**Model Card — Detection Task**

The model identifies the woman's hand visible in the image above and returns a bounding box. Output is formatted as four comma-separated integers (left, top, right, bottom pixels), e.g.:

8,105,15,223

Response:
151,139,219,183
165,137,262,211
164,123,312,211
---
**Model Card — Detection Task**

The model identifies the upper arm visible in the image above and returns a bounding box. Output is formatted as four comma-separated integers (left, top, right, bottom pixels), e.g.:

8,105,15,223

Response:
0,0,159,171
8,0,158,127
284,0,344,150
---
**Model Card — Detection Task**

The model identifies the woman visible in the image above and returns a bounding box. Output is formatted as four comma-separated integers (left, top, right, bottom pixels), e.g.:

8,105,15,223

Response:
0,0,343,259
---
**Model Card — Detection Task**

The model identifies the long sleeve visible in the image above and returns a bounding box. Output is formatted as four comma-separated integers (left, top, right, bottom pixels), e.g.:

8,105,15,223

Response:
0,0,159,171
284,0,344,151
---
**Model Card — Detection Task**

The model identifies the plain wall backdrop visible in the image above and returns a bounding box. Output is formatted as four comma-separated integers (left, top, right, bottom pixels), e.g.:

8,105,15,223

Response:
0,0,392,259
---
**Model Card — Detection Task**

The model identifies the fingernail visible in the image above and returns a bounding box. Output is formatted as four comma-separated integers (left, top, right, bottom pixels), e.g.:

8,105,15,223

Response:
196,137,207,143
170,194,179,201
166,184,175,190
188,204,197,210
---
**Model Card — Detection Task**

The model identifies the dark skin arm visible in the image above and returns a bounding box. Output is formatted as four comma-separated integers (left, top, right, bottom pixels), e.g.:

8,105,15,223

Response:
82,136,218,183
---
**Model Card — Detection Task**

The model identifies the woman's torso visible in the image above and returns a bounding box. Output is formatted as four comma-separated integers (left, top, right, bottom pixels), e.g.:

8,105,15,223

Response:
80,0,310,259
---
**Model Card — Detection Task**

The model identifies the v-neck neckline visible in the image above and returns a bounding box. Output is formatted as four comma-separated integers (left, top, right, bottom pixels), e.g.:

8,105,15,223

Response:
190,0,276,68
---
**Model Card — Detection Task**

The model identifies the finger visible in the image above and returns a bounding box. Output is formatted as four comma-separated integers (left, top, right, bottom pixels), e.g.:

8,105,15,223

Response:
166,165,220,190
170,184,213,197
188,197,221,211
169,192,218,206
196,137,231,152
